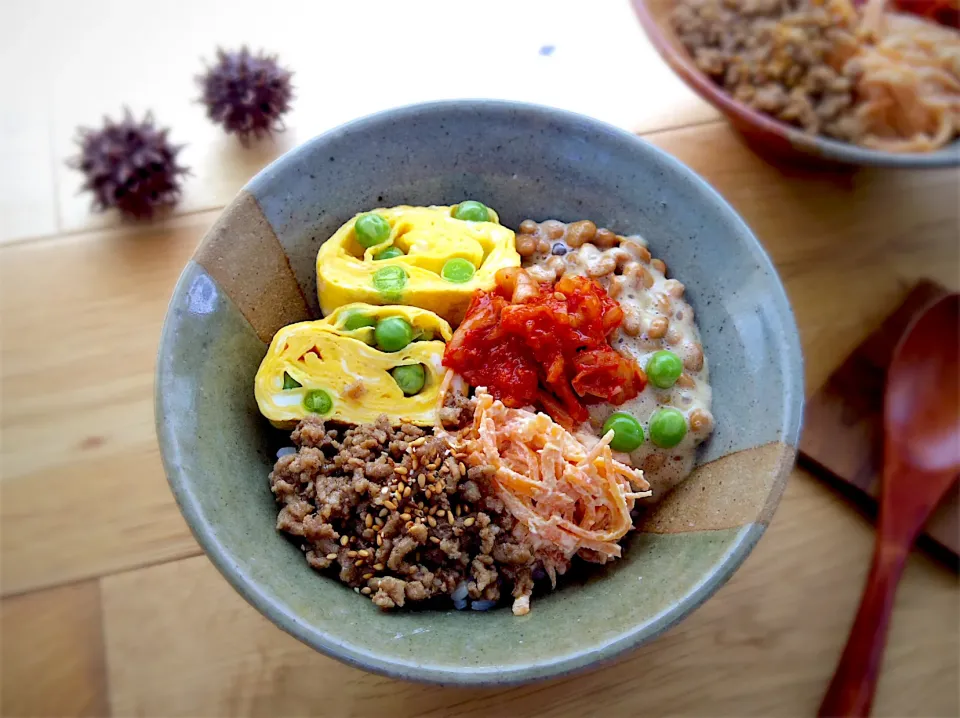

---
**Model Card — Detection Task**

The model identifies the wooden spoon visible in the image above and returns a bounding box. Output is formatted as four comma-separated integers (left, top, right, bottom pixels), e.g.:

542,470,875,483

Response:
819,293,960,718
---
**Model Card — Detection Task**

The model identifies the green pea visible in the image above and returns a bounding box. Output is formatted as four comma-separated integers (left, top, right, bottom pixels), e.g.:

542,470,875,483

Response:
282,372,302,390
452,201,490,222
441,257,476,283
374,246,404,261
649,408,687,448
374,316,414,352
646,350,684,389
303,389,333,415
354,213,391,248
341,309,377,331
372,265,407,299
391,364,426,395
601,412,645,452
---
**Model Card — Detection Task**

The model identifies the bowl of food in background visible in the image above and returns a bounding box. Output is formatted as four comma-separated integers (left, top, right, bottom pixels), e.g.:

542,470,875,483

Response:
155,100,804,685
631,0,960,167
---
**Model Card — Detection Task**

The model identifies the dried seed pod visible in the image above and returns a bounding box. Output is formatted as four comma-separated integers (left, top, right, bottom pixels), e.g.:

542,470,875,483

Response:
67,110,188,219
197,47,294,144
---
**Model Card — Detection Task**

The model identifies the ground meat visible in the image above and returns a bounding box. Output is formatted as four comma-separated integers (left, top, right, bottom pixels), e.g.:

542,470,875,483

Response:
440,386,476,430
387,536,417,570
269,415,540,611
671,0,866,142
372,576,407,609
493,542,533,566
405,580,429,601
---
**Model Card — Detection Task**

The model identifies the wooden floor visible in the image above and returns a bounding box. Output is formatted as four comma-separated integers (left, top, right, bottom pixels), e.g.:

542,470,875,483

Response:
1,1,958,716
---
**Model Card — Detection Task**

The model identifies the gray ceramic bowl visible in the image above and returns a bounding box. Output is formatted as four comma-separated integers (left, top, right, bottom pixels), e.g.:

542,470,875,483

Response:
156,100,803,685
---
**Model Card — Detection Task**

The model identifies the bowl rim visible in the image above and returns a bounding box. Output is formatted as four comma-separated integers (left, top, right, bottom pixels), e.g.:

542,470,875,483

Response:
630,0,960,169
156,98,803,685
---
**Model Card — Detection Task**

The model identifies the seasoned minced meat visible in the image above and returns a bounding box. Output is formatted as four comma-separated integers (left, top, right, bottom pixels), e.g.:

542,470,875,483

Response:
440,386,475,430
270,415,537,610
671,0,865,142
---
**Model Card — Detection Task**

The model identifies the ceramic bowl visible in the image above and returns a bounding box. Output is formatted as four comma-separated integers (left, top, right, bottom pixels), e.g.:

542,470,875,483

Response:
156,100,803,685
631,0,960,168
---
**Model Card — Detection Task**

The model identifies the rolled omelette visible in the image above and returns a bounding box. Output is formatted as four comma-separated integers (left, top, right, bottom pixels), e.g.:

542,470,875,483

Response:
255,303,453,428
315,205,520,325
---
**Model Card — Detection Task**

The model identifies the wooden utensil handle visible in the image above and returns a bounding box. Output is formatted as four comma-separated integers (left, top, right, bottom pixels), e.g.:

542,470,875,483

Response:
818,537,909,717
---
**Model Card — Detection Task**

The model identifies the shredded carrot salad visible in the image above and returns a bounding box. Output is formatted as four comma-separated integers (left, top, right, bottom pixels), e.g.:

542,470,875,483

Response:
456,389,650,588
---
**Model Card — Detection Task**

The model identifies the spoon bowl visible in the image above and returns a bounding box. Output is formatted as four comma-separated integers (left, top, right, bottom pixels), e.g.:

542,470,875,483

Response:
885,296,960,473
820,293,960,717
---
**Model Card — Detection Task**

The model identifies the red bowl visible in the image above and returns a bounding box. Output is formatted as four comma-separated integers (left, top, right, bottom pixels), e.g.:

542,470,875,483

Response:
631,0,960,168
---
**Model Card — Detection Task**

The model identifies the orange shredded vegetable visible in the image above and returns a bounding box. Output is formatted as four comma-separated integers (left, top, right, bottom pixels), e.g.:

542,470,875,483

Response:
453,388,650,603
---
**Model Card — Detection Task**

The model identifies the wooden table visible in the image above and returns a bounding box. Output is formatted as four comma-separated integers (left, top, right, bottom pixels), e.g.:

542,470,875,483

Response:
1,2,958,716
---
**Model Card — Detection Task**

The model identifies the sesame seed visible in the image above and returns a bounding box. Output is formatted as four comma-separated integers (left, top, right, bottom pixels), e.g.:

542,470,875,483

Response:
400,513,412,521
463,517,476,527
429,536,441,544
456,505,462,517
417,474,427,488
459,462,466,474
410,437,427,447
347,550,358,558
340,536,349,546
381,487,389,494
383,500,398,511
363,573,373,580
358,549,370,558
424,489,433,500
447,510,455,524
326,553,338,560
394,466,408,475
426,463,438,471
411,456,419,470
439,465,449,474
429,506,438,516
365,515,373,528
427,516,438,528
356,559,364,567
403,486,412,498
373,563,384,571
379,508,389,518
361,587,372,595
376,535,383,546
398,481,406,493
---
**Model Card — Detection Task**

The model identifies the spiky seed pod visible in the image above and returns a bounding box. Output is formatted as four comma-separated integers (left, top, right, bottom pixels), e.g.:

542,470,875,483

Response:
197,47,294,144
68,110,189,219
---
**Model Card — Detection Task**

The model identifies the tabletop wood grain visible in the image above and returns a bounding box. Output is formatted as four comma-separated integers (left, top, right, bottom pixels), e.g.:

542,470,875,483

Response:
1,1,958,716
